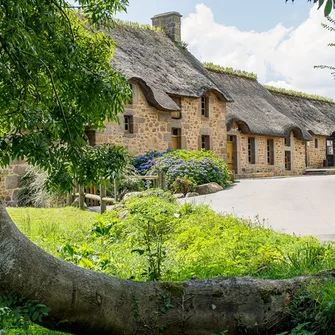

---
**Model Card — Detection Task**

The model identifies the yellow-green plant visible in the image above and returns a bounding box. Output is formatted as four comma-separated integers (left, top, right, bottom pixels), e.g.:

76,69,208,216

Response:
203,62,258,80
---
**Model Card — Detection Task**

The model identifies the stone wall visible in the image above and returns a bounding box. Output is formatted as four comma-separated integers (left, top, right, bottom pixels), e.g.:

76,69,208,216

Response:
237,134,306,178
0,160,28,206
308,135,326,168
292,139,307,174
95,83,227,159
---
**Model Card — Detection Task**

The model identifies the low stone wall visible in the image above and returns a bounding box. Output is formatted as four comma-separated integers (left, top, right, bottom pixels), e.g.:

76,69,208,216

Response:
0,160,28,206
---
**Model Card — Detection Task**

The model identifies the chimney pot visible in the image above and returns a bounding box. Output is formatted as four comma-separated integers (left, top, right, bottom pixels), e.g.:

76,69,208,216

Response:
151,11,182,42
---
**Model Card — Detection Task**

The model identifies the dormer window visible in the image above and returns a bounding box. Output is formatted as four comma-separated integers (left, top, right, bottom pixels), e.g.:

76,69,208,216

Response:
201,95,209,117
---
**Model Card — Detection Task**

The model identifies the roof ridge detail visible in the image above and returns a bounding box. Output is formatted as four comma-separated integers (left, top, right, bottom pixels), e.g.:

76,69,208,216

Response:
265,85,334,104
203,62,258,80
114,19,163,33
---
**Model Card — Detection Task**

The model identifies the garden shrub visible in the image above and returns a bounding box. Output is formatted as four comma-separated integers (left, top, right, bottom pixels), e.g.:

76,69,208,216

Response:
132,151,168,175
80,196,335,282
279,279,335,335
149,150,230,190
18,166,67,208
123,188,176,203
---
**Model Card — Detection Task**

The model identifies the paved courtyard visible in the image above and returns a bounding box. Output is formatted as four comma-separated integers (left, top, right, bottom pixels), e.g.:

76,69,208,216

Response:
182,175,335,241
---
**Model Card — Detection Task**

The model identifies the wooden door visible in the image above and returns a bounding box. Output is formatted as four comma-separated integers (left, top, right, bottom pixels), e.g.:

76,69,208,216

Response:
171,128,181,150
227,136,235,171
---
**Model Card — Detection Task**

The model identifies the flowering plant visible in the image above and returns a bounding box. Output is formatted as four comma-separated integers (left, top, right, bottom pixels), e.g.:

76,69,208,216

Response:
149,150,229,190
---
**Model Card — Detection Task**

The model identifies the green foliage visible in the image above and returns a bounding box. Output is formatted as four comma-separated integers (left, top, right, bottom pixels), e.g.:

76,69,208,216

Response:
265,85,334,103
175,40,189,50
288,0,335,17
203,62,258,80
278,280,335,334
123,196,179,280
316,17,335,78
8,207,98,256
69,144,130,188
172,176,195,195
10,198,335,284
0,0,132,191
115,19,163,32
123,189,177,203
0,295,65,335
150,150,230,190
18,166,67,208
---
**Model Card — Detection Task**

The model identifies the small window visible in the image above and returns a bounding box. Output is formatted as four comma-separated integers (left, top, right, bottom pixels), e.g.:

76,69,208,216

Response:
124,115,134,133
285,135,291,147
248,137,256,164
285,151,291,171
267,139,274,165
327,140,333,155
201,96,209,117
201,135,210,150
315,138,319,149
171,128,181,150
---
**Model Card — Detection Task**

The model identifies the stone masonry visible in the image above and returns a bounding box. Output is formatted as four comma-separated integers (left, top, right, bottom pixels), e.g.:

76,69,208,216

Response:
308,135,327,168
237,134,306,178
95,82,227,159
0,160,28,206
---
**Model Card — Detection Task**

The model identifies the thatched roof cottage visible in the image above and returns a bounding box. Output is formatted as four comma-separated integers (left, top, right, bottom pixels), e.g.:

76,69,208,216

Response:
93,12,232,159
267,87,335,168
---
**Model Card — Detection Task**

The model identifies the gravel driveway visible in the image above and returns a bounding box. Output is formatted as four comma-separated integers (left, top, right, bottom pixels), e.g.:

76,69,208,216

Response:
182,175,335,241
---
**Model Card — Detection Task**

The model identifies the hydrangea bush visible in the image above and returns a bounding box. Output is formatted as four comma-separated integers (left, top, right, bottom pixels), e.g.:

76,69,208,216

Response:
132,151,168,175
133,150,229,190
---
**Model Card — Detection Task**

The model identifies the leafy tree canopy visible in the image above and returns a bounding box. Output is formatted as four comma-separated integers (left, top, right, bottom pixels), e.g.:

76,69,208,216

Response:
287,0,335,16
0,0,131,190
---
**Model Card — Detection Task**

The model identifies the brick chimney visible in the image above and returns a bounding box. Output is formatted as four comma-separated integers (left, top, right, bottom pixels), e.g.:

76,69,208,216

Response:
151,12,182,42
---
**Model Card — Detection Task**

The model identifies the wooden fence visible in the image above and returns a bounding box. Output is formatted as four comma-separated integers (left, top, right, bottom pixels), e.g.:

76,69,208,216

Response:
74,173,165,214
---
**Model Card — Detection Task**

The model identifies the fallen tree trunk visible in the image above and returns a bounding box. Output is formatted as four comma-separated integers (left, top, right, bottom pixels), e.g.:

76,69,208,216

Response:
0,203,314,334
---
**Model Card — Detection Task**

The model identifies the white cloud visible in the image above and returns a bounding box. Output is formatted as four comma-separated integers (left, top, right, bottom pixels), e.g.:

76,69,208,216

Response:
182,3,335,98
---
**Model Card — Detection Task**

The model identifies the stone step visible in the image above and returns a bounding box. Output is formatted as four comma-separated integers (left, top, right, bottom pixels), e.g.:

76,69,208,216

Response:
304,169,328,175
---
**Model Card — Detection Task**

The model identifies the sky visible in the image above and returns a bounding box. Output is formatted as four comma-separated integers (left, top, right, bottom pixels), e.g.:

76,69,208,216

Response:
114,1,335,99
66,1,335,99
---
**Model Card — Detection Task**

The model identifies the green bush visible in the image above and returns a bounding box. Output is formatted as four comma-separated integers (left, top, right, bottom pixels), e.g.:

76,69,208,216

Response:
78,196,335,282
18,166,67,208
150,150,230,190
278,280,335,335
0,295,67,335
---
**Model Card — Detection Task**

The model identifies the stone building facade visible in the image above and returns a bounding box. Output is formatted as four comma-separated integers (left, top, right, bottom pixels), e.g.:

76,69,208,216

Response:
2,11,335,205
95,84,227,158
0,160,27,205
227,126,307,178
307,135,327,169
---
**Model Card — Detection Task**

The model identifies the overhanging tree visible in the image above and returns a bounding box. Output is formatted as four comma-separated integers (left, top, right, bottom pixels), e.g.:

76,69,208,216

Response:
0,1,331,334
287,0,335,16
0,0,132,190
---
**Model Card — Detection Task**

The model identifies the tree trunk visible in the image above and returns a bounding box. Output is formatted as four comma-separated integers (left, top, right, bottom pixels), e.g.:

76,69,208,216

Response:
0,202,312,335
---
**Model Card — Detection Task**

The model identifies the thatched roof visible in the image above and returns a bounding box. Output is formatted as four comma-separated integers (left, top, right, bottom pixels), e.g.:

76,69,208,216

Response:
207,70,312,140
109,24,232,111
268,91,335,137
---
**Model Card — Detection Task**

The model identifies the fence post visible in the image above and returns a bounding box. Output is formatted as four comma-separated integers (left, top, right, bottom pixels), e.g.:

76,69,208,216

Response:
113,178,119,202
100,183,107,214
79,186,85,210
158,172,165,189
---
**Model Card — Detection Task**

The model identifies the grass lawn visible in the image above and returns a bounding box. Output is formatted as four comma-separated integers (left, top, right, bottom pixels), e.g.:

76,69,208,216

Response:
4,200,335,335
8,207,98,256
